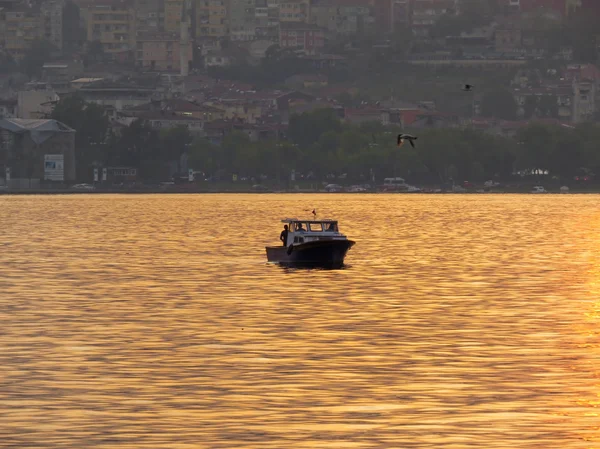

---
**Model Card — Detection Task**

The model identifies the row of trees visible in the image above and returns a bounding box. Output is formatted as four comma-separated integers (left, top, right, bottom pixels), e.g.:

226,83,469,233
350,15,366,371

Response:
179,115,600,184
49,99,600,185
50,97,192,181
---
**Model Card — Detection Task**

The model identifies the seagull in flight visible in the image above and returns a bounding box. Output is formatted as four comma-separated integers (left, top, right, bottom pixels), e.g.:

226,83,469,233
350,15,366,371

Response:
397,133,418,148
462,84,474,92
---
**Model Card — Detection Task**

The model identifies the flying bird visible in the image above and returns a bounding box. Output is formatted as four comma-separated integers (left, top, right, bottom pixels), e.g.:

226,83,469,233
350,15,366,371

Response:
397,133,418,148
462,84,474,92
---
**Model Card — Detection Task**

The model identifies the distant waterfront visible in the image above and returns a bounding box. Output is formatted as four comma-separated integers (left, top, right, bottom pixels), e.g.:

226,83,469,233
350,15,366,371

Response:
1,184,599,194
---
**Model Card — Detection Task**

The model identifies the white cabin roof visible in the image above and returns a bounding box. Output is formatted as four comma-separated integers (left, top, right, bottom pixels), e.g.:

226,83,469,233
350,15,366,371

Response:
281,218,337,223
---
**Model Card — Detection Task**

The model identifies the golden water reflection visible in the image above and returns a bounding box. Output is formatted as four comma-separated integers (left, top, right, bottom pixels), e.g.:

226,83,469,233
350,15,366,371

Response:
1,194,599,448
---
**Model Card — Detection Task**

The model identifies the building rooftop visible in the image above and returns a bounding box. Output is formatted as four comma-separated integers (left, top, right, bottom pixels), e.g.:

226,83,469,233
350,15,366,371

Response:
71,77,105,84
77,79,157,91
134,111,205,121
124,99,223,114
0,118,75,144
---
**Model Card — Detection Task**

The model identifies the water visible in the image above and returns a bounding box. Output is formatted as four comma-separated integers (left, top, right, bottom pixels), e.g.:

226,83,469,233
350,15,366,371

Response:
1,194,599,448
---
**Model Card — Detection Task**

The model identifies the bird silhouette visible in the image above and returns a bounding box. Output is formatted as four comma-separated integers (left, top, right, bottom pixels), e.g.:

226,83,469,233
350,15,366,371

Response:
397,133,418,148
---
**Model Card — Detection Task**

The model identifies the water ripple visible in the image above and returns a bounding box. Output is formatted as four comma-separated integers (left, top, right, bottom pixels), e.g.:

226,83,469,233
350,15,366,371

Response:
0,194,598,448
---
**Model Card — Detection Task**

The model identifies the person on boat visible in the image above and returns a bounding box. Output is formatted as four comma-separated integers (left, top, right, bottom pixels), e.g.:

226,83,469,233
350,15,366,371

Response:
280,225,289,246
296,223,306,232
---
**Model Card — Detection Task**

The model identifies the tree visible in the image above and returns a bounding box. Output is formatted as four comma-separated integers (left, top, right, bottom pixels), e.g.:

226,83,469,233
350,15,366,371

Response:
390,26,413,57
221,131,251,176
537,95,558,119
0,53,17,74
523,96,538,119
188,137,218,174
20,39,56,79
116,119,161,167
288,109,342,148
515,123,555,173
50,95,108,147
50,95,109,178
161,126,193,173
85,41,106,66
548,126,584,178
481,89,518,120
564,10,599,63
62,0,85,51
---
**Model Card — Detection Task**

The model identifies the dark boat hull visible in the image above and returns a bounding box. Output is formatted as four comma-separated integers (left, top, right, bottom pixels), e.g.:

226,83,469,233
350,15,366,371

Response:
266,239,355,268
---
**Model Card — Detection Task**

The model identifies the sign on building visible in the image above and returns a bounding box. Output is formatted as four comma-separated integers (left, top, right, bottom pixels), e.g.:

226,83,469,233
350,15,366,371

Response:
44,154,64,181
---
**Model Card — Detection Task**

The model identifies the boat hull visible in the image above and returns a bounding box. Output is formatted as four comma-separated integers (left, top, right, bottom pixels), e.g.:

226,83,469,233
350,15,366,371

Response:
266,239,355,268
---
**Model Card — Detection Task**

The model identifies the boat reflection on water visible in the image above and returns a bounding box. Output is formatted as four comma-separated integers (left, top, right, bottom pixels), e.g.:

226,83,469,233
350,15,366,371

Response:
266,218,355,269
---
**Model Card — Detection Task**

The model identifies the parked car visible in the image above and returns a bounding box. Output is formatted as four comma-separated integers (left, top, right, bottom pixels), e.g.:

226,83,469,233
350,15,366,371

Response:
70,183,95,191
324,183,343,192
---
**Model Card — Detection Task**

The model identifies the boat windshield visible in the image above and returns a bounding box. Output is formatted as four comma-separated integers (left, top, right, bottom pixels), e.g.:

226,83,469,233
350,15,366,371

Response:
290,221,338,232
291,222,308,232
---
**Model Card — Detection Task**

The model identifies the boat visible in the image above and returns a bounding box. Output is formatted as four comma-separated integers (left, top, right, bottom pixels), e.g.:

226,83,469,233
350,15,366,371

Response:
266,218,355,268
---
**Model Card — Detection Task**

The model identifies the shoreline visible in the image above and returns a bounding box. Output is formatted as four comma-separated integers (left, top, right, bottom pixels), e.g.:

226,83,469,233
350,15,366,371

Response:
1,188,599,195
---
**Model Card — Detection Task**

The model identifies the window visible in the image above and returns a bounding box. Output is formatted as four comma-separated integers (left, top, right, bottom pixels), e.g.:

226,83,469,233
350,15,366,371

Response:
308,223,323,232
291,222,308,232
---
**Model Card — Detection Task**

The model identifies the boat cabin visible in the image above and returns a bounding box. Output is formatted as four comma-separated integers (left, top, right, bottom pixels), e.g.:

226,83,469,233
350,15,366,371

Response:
281,218,344,246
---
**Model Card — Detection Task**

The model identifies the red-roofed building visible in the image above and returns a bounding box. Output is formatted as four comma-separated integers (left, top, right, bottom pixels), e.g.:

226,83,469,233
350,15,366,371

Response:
343,107,384,125
279,22,325,55
381,108,422,127
564,64,600,83
122,98,226,120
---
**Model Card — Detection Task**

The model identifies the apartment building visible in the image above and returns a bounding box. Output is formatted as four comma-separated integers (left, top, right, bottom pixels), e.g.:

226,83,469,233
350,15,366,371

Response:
196,0,228,39
164,0,183,33
134,0,164,33
41,0,64,50
87,0,136,59
136,31,192,70
3,8,43,59
279,0,310,22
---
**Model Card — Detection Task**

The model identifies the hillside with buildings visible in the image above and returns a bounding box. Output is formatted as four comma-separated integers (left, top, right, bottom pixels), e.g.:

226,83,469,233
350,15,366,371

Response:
1,0,600,189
